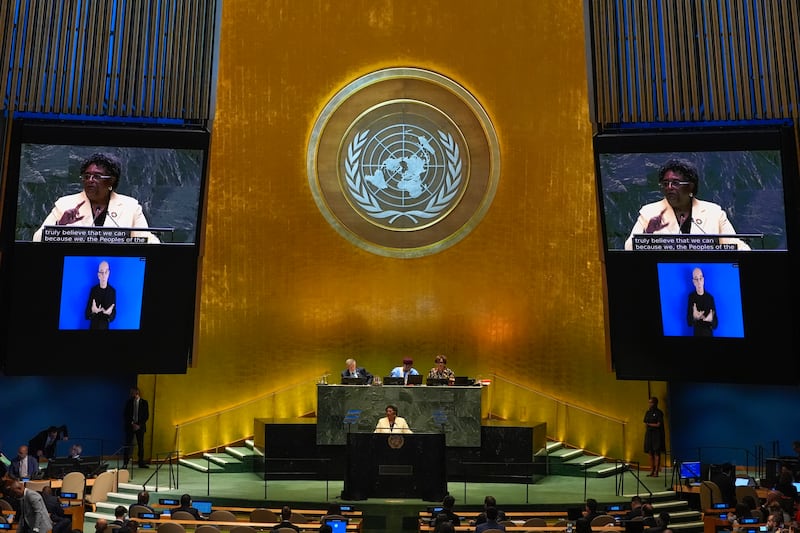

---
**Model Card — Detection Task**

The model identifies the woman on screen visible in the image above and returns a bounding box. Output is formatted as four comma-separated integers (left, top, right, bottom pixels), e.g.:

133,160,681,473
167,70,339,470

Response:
32,153,159,243
624,159,750,250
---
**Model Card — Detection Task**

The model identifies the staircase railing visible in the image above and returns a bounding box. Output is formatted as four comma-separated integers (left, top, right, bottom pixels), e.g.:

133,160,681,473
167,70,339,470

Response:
483,372,629,461
173,374,328,459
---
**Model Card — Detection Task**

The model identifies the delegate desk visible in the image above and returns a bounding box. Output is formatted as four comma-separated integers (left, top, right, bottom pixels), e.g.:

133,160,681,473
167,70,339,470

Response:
702,515,768,533
343,432,446,501
136,518,362,532
418,527,627,532
317,383,483,447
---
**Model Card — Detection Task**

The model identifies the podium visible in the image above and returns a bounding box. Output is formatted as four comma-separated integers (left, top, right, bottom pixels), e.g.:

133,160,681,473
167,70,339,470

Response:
342,432,446,501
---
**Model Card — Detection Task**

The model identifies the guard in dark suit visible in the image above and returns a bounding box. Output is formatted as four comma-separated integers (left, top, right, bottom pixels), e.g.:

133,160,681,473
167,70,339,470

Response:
123,387,150,468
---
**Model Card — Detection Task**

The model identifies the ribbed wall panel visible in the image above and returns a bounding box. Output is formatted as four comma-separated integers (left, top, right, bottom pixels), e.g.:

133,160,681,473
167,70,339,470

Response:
0,0,218,121
588,0,800,124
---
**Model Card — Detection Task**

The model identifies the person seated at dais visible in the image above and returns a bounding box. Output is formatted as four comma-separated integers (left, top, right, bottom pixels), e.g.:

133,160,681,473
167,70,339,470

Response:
390,357,419,383
341,357,373,384
428,354,455,381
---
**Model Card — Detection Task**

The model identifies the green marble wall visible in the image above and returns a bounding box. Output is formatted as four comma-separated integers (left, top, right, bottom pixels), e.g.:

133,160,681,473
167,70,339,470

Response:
316,384,484,447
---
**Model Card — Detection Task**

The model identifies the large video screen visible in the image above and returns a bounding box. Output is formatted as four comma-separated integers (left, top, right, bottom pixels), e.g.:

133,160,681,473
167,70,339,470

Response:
598,136,787,252
0,120,210,375
13,130,203,244
594,125,799,384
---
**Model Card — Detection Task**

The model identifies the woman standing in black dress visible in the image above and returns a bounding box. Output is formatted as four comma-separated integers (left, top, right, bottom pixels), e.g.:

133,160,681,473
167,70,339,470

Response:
644,396,665,477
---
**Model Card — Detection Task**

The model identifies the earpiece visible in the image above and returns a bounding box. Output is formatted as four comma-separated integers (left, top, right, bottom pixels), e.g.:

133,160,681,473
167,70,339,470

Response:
108,186,113,191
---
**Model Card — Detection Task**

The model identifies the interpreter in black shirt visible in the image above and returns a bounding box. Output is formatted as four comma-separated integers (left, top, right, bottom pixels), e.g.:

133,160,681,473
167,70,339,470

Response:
687,267,717,336
85,260,116,330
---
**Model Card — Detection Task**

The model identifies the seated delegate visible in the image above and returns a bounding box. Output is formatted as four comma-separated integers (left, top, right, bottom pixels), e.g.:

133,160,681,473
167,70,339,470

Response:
428,354,455,381
341,357,373,384
389,357,419,383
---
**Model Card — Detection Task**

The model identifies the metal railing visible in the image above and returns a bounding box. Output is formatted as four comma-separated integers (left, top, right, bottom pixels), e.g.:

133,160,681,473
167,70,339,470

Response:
172,375,323,459
483,372,629,461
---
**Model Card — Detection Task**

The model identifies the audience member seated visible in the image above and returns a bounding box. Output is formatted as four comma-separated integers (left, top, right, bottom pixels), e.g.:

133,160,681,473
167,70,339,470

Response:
472,495,507,526
111,505,129,527
41,486,72,533
0,476,21,514
272,506,300,532
172,494,207,520
647,512,671,533
321,503,345,521
762,493,791,526
583,498,606,521
28,425,69,460
118,524,138,533
432,495,460,533
774,468,797,515
128,491,155,516
96,518,109,533
326,503,341,515
732,503,757,533
642,503,657,527
766,512,784,533
623,496,644,520
742,495,759,514
475,506,505,533
68,445,83,460
9,445,40,480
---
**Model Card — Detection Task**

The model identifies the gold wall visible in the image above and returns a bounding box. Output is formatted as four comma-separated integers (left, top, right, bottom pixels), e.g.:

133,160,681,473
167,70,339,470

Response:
141,0,667,467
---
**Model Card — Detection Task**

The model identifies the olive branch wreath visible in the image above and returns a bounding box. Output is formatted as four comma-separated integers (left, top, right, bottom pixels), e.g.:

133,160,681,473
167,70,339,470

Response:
344,129,463,225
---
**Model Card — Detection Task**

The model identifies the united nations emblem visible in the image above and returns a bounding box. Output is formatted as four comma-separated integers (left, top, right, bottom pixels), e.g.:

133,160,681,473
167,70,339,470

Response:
308,68,500,258
387,435,405,449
